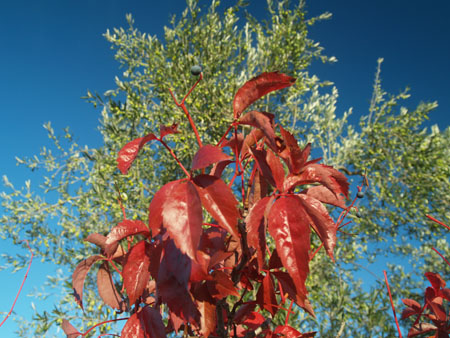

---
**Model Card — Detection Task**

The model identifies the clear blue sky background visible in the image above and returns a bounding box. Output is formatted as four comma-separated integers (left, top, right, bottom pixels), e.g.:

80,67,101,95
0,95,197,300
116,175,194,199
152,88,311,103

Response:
0,0,449,337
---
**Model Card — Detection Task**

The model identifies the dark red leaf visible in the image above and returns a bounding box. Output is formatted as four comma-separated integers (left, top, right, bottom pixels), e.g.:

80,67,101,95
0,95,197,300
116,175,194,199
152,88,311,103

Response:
141,306,167,338
61,319,81,338
248,169,269,210
246,196,272,270
117,133,158,174
148,180,182,237
72,255,103,310
296,194,337,261
159,123,180,139
241,129,265,161
123,241,151,305
122,312,146,338
239,111,277,150
402,298,422,311
425,272,446,291
284,164,349,198
440,288,450,301
233,72,296,118
303,185,346,209
221,132,244,157
209,159,234,178
278,127,310,174
401,307,419,320
207,270,239,299
274,325,302,338
234,302,257,324
268,196,310,298
162,180,202,260
249,148,276,188
427,298,446,322
272,271,315,317
268,249,283,270
193,174,240,239
266,149,285,191
192,144,232,170
256,273,278,316
157,240,199,323
97,261,126,311
105,220,150,256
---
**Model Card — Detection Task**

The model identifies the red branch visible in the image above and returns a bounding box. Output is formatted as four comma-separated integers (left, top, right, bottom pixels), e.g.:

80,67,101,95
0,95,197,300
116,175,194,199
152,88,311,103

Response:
432,247,450,268
0,240,34,328
383,270,403,338
426,214,450,232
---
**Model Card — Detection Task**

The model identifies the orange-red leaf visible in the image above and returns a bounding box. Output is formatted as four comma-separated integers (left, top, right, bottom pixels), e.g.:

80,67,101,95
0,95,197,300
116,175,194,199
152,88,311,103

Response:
105,220,150,256
61,319,81,338
97,262,126,311
268,196,310,298
162,180,202,260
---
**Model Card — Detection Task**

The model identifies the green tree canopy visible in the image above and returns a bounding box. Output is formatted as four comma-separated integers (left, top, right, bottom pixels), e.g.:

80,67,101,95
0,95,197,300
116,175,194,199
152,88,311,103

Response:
1,0,449,336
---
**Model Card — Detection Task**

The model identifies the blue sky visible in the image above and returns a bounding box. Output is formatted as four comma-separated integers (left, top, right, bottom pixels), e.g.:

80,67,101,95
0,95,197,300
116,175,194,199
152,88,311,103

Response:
0,0,449,336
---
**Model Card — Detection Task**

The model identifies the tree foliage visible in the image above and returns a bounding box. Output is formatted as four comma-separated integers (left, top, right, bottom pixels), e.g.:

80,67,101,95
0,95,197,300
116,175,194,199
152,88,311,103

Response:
1,0,449,336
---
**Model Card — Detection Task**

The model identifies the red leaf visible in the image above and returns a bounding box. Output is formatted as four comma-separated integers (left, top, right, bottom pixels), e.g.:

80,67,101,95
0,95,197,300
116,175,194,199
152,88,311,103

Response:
193,174,240,239
85,233,107,251
284,164,349,198
123,241,151,305
190,250,212,282
162,180,203,260
248,170,269,210
402,298,421,311
256,273,278,316
141,306,167,338
234,302,257,324
105,220,150,256
297,194,337,261
117,133,157,174
159,123,180,139
233,72,296,118
97,262,126,311
425,272,446,291
268,249,283,270
239,111,277,150
209,159,234,178
246,196,272,270
303,185,346,209
407,323,437,337
272,271,315,317
278,127,310,174
207,270,239,299
61,319,81,338
221,132,244,157
72,255,103,310
192,145,232,170
240,129,265,161
249,148,276,188
274,325,302,338
192,283,216,337
268,196,310,298
266,149,285,192
242,311,266,330
157,240,199,323
148,180,182,237
122,312,146,338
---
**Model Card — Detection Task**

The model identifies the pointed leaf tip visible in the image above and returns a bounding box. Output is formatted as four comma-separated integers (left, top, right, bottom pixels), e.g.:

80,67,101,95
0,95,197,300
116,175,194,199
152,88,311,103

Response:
117,133,157,174
192,145,232,170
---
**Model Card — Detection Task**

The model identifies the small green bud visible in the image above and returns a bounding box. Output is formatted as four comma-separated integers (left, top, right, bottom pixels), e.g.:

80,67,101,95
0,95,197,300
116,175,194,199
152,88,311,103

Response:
190,65,202,76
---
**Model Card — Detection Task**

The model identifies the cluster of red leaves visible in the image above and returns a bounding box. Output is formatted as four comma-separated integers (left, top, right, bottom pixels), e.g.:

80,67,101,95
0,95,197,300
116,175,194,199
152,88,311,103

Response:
63,72,349,337
400,217,450,338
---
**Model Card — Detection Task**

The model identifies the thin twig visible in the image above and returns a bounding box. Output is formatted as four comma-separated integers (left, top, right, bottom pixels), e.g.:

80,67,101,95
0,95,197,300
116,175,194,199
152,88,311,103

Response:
383,270,403,338
0,240,34,328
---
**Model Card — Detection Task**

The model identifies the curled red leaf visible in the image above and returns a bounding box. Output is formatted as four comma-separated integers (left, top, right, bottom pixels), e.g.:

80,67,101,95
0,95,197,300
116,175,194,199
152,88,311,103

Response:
97,261,126,311
233,72,296,118
105,220,151,256
72,255,104,310
117,133,157,174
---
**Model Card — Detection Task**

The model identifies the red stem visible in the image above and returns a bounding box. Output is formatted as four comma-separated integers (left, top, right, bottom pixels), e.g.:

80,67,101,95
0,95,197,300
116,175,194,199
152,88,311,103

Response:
426,214,450,231
432,247,450,268
159,139,191,179
285,300,294,326
383,270,403,338
168,74,203,148
216,123,235,147
0,240,34,328
82,318,129,337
